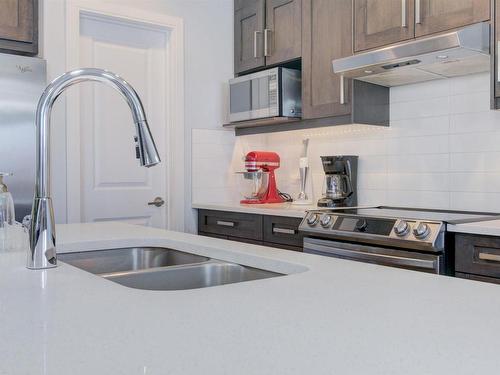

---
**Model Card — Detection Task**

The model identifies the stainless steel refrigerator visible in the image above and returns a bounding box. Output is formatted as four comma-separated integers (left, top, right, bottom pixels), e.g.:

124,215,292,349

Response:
0,53,46,221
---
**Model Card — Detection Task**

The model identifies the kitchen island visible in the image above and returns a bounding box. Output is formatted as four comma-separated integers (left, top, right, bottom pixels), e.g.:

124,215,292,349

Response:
2,222,500,374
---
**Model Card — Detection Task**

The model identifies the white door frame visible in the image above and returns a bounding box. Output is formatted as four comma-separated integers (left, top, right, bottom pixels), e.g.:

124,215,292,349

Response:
64,0,185,231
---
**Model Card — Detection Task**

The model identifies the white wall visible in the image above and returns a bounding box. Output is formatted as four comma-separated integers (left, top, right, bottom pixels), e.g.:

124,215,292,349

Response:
193,72,500,213
40,0,233,232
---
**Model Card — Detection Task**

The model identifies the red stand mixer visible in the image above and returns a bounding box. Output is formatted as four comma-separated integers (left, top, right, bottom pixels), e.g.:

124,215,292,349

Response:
238,151,285,204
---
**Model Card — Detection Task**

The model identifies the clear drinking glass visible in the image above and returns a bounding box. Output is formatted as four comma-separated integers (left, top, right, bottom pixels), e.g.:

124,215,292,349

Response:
0,172,18,251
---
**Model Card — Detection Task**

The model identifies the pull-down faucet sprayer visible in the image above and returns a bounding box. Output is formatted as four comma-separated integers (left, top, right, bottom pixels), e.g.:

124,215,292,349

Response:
27,68,160,270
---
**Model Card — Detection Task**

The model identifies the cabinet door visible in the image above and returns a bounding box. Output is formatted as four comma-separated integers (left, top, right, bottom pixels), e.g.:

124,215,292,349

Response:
0,0,37,55
415,0,490,38
263,216,303,248
265,0,302,66
354,0,415,52
302,0,352,119
455,234,500,279
234,0,266,74
198,210,263,241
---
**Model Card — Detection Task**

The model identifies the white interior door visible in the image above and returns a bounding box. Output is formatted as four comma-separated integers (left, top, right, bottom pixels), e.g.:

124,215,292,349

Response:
73,12,168,227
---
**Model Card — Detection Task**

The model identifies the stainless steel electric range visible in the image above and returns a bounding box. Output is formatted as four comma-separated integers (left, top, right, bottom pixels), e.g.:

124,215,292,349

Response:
299,206,500,275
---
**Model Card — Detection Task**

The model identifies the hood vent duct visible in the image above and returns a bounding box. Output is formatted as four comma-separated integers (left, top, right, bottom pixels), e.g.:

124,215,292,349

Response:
332,22,490,87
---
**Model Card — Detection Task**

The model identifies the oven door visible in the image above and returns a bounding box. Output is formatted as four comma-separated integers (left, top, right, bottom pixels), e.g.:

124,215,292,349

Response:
304,237,444,274
229,68,279,122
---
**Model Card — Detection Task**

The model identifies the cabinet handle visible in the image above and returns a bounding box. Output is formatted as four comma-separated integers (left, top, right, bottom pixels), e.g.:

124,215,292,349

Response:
401,0,407,28
415,0,421,24
340,75,346,105
253,30,262,58
478,252,500,262
216,220,235,227
273,227,296,235
264,29,271,57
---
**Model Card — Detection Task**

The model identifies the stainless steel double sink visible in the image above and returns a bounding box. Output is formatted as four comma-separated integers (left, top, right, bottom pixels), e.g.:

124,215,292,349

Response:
59,247,283,291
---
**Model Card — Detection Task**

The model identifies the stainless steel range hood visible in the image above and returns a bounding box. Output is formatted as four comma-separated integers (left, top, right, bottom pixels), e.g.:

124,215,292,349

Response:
332,22,490,87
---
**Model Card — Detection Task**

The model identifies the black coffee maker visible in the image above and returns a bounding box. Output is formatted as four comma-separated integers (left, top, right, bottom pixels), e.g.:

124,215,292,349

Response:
317,155,358,207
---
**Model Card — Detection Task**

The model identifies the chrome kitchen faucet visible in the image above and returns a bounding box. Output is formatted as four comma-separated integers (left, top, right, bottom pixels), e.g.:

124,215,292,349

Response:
27,68,160,270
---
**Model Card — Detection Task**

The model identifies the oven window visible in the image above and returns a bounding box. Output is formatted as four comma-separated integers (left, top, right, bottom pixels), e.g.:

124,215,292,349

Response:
230,80,251,113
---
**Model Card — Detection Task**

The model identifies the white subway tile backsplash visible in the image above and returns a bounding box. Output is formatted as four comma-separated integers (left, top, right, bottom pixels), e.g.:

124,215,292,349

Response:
193,73,500,213
386,134,449,155
450,90,490,114
449,111,500,134
449,131,500,153
388,116,449,138
450,173,500,193
450,192,500,212
387,173,450,192
450,73,490,95
387,154,450,173
450,152,500,172
386,190,451,209
390,78,450,103
391,96,449,120
357,173,387,190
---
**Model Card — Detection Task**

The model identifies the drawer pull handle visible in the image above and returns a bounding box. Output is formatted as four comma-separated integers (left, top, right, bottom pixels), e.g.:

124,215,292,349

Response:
216,220,235,227
478,253,500,262
273,227,296,235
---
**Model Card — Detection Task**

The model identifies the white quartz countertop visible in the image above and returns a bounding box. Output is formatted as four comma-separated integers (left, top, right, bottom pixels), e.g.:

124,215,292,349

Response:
192,202,316,218
448,219,500,237
3,222,500,374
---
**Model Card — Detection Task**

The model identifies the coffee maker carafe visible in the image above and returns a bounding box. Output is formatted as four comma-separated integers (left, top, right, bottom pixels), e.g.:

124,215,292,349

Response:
317,156,358,208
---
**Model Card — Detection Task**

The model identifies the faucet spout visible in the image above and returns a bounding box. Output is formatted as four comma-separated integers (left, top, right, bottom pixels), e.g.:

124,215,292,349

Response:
27,68,160,270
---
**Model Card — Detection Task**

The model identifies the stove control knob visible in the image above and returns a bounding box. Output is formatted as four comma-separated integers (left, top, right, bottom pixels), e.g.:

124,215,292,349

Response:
413,222,431,239
307,213,320,226
393,220,410,237
320,214,333,228
355,219,368,232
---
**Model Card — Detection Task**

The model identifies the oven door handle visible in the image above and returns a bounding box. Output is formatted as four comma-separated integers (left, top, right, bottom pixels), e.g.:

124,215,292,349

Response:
305,242,439,271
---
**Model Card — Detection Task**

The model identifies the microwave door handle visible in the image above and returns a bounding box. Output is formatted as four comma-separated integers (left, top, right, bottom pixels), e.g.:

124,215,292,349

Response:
305,243,438,271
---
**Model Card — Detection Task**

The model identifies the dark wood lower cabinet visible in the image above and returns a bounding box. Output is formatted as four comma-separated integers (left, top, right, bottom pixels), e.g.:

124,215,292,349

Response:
198,209,303,251
455,233,500,285
455,272,500,285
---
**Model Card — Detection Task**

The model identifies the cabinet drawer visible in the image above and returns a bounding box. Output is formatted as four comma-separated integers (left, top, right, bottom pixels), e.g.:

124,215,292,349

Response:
263,215,303,247
455,234,500,278
455,272,500,285
198,210,263,240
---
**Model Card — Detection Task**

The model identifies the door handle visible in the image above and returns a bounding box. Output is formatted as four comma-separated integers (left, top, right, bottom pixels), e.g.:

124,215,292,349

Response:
401,0,407,28
216,220,235,227
415,0,421,24
148,197,165,207
478,252,500,262
273,227,296,235
264,29,271,57
340,75,347,105
254,30,262,58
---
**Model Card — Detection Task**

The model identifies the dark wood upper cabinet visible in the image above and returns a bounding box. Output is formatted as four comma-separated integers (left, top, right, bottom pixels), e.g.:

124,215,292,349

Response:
0,0,38,55
415,0,490,38
302,0,352,119
265,0,302,66
234,0,266,74
354,0,415,52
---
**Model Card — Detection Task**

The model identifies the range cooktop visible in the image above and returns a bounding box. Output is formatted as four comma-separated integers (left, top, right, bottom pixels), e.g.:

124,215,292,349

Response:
299,206,500,252
319,206,500,224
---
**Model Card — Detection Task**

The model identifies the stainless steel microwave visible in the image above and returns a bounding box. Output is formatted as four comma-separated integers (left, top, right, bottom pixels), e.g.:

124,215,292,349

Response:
229,67,301,123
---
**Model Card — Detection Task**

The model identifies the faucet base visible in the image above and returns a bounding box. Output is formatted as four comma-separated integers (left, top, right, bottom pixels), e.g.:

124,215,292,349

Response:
27,197,57,269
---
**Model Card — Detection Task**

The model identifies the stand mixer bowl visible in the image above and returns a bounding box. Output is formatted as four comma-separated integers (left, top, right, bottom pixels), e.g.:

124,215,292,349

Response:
236,171,269,200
